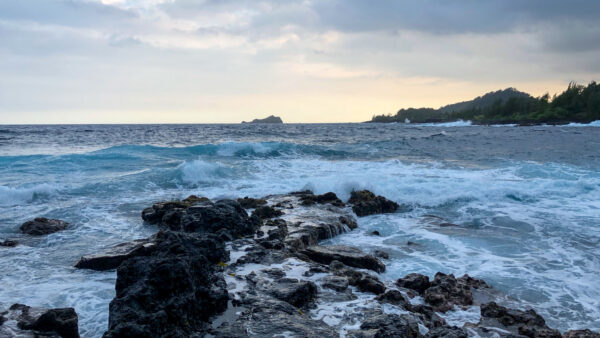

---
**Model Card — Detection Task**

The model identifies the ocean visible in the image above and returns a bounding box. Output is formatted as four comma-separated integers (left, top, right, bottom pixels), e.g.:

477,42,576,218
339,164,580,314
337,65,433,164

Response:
1,123,599,336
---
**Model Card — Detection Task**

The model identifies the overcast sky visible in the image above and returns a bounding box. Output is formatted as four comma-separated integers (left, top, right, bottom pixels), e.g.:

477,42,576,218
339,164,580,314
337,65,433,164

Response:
1,0,599,123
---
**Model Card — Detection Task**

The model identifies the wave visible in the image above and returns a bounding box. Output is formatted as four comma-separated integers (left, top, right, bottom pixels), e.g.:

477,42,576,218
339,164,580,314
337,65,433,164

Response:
414,120,472,127
564,120,600,127
0,183,57,206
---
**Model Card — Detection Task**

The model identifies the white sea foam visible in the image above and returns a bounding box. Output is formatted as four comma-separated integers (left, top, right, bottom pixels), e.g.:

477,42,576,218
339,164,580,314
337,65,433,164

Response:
414,120,473,127
564,120,600,127
0,183,57,206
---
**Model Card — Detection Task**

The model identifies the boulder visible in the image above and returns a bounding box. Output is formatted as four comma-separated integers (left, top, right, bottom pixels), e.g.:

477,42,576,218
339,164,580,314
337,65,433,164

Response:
356,275,386,295
375,290,411,309
104,231,229,337
321,276,349,292
422,273,489,312
0,239,18,247
424,326,467,338
397,273,431,294
470,302,561,338
347,314,421,338
299,192,345,207
74,239,155,271
347,190,400,217
269,278,318,308
0,303,79,338
251,205,283,220
302,245,385,273
19,218,69,236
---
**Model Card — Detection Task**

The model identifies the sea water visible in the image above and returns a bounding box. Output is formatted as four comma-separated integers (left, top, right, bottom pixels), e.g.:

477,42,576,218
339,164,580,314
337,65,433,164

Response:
0,123,599,336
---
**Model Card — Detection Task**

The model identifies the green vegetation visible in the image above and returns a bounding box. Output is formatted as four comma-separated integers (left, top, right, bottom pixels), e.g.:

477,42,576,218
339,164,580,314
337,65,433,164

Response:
371,82,600,125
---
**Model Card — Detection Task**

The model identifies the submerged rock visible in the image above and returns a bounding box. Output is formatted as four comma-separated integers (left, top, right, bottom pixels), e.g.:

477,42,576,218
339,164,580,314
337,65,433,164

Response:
0,239,18,247
74,238,155,271
347,190,400,217
321,275,349,292
302,245,385,273
19,218,69,236
104,231,229,337
0,303,79,338
269,278,318,308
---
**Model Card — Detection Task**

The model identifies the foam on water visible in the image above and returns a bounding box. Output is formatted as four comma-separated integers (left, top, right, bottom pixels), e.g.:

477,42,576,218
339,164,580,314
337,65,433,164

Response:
1,125,599,336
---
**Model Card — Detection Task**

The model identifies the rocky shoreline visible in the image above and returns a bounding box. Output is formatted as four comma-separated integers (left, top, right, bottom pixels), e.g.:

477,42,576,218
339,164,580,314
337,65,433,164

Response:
1,190,599,337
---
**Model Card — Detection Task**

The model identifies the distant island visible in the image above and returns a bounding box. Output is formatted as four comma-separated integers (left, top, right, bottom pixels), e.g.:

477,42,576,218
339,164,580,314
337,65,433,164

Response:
242,115,283,124
371,81,600,125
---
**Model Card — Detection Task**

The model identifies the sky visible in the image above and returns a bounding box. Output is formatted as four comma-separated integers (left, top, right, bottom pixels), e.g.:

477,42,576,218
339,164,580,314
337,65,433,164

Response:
1,0,599,123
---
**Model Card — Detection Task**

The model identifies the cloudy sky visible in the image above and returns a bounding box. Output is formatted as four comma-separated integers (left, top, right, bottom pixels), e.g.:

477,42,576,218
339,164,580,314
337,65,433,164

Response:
1,0,599,123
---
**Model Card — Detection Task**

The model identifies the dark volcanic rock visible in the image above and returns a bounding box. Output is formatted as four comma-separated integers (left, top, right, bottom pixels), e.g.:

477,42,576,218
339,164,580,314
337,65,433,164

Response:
104,231,229,338
471,302,561,338
141,200,188,224
375,290,410,309
422,273,489,312
302,245,385,273
237,196,267,208
563,329,600,338
0,239,18,247
251,205,284,220
425,326,467,338
269,278,318,308
410,304,447,329
347,314,421,338
373,249,389,259
347,190,400,217
321,275,349,292
180,199,260,237
75,238,155,271
299,191,345,207
19,218,69,236
397,273,431,294
0,303,79,338
356,275,386,295
242,115,283,124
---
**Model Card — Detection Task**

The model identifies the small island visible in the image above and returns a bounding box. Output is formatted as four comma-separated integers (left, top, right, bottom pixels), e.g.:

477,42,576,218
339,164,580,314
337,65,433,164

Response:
242,115,283,124
370,81,600,125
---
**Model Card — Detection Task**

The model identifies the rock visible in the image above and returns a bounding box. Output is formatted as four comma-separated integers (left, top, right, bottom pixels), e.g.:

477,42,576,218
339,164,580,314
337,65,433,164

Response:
182,195,210,204
321,276,349,292
375,290,410,309
269,278,318,308
299,192,345,207
19,218,69,236
242,115,283,124
422,273,489,312
397,273,431,294
347,190,400,217
237,196,267,208
373,249,389,259
141,200,188,224
370,230,381,236
563,329,600,338
251,205,284,220
104,231,229,337
302,245,386,273
410,304,447,329
0,303,79,338
179,199,261,238
0,239,18,247
425,326,467,338
356,275,386,295
347,314,421,338
74,238,155,271
470,302,561,338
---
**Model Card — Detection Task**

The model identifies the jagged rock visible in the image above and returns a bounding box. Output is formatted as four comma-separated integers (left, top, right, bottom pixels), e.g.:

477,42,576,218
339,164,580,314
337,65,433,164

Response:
563,329,600,338
422,273,489,312
261,268,286,279
347,190,400,217
356,275,386,295
302,245,385,272
269,278,318,308
373,249,389,259
347,313,421,338
0,239,18,247
397,273,431,294
322,275,349,292
410,304,447,329
19,218,69,236
210,298,336,337
141,200,188,224
237,197,267,208
467,302,561,338
74,239,155,271
0,304,79,338
104,231,229,338
179,199,261,238
375,290,410,309
299,191,345,207
252,205,283,220
425,326,467,338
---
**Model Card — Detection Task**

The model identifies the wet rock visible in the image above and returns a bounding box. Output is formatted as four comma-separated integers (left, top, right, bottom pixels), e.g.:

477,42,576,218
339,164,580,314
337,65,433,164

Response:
182,195,210,204
261,268,286,279
410,304,447,329
397,273,431,294
104,231,229,338
422,273,489,312
373,249,389,259
141,200,188,224
375,290,410,309
347,190,400,217
563,329,600,338
0,239,18,247
19,218,69,236
251,205,284,220
425,326,467,338
237,196,267,208
321,275,349,292
74,238,155,271
180,199,261,238
469,302,561,338
269,278,318,308
300,191,345,207
301,245,385,273
370,230,381,236
356,275,386,295
211,298,337,337
347,313,421,338
0,304,79,338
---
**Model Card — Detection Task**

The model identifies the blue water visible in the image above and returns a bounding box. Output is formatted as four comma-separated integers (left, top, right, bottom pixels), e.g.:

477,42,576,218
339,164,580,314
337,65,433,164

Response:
1,123,599,336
